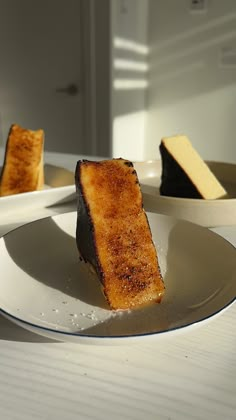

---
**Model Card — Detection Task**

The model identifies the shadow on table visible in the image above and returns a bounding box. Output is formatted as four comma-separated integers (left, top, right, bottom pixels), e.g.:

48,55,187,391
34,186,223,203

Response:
2,217,107,308
0,217,108,342
0,313,57,343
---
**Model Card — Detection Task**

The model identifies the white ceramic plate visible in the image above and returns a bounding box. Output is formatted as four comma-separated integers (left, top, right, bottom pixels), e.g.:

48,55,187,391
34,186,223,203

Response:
0,164,76,217
0,211,235,344
134,160,236,227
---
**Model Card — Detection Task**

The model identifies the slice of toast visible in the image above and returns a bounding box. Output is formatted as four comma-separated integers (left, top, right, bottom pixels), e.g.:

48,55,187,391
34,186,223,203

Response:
160,135,227,199
75,158,165,310
0,124,44,196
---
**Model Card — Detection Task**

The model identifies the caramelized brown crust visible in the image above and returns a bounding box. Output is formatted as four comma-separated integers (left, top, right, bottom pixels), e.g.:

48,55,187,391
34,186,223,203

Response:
0,124,44,196
75,158,165,310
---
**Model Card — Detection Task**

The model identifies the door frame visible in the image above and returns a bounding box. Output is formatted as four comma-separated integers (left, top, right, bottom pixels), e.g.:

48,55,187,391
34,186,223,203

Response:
80,0,111,158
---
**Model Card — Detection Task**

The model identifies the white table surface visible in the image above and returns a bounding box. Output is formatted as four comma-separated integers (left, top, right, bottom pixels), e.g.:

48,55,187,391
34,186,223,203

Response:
0,150,236,420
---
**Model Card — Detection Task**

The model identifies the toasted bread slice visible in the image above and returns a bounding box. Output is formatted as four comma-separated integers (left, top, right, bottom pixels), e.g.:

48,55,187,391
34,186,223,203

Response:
0,124,44,196
160,135,227,199
75,158,165,310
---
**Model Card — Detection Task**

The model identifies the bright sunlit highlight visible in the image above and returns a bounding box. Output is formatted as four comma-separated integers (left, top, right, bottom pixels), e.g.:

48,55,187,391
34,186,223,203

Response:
114,59,148,72
113,37,149,55
113,110,147,161
113,79,148,90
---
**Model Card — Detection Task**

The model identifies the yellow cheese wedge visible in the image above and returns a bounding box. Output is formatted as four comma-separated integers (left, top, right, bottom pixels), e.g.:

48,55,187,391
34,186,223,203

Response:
160,135,227,199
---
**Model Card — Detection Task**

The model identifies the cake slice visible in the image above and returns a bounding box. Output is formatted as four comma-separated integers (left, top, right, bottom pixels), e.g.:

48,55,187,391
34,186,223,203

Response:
0,124,44,196
160,135,227,199
75,158,165,310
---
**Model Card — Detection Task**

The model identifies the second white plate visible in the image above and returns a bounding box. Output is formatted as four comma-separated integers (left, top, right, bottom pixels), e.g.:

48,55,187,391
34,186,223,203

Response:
134,160,236,227
0,164,76,217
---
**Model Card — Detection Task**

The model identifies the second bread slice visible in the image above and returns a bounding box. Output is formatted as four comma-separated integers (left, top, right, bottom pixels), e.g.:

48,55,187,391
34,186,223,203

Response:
0,124,44,196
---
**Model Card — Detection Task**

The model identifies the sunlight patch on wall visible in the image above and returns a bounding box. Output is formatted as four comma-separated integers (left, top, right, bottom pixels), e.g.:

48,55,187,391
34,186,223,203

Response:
113,36,149,55
152,12,236,52
112,110,147,161
153,29,236,69
114,58,148,72
151,60,204,85
113,79,149,90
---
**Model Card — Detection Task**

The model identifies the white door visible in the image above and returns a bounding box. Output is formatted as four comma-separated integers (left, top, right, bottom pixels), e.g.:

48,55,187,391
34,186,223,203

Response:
0,0,87,154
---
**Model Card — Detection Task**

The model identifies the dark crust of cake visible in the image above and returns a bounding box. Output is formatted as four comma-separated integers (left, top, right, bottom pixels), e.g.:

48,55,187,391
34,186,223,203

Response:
159,142,202,198
0,125,15,188
75,160,105,283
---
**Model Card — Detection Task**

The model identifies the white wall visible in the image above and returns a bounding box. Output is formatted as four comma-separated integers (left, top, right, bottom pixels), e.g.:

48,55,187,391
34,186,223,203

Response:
146,0,236,163
110,0,149,160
